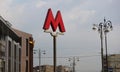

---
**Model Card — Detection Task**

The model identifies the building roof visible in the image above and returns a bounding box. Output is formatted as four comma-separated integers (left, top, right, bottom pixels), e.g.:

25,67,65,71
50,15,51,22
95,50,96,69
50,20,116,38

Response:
0,16,21,43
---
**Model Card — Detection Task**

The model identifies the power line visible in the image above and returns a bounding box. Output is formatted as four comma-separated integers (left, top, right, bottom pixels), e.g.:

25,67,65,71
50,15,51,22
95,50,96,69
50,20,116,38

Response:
33,55,100,59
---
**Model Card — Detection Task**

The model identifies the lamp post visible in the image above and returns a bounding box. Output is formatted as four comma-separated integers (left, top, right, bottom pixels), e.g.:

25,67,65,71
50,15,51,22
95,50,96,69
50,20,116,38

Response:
93,22,104,72
103,18,112,72
44,30,64,72
34,49,46,72
68,57,79,72
93,18,113,72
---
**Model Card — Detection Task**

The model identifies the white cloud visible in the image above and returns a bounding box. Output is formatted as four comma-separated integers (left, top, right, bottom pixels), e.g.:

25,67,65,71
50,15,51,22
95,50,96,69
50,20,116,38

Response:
35,1,47,8
0,0,48,29
62,6,96,35
0,0,25,23
64,7,96,24
0,0,13,18
15,4,26,14
0,0,12,8
1,3,27,28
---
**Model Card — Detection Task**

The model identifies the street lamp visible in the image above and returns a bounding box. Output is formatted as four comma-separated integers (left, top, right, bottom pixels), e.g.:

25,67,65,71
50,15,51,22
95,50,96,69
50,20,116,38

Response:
34,49,46,72
103,18,112,72
44,30,64,72
68,57,79,72
92,18,113,72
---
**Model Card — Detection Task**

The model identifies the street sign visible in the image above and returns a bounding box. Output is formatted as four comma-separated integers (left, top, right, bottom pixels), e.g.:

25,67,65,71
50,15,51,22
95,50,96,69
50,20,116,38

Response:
43,8,66,32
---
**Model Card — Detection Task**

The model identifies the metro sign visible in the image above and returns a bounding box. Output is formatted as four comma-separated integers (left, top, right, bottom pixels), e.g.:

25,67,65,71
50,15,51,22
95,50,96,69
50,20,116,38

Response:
43,8,66,32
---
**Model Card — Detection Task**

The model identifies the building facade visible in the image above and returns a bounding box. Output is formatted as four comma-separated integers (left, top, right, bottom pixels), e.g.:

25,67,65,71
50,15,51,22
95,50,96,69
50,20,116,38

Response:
57,65,71,72
34,65,53,72
104,54,120,72
12,28,34,72
108,54,120,72
0,16,21,72
33,65,71,72
0,15,34,72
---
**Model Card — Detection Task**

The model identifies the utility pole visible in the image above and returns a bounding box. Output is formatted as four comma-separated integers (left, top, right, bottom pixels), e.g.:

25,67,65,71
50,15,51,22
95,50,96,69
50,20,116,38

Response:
69,57,79,72
73,57,75,72
38,49,41,72
34,49,46,72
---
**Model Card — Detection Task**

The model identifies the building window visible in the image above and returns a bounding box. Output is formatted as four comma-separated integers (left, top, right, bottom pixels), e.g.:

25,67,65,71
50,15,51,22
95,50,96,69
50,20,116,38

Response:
26,60,28,72
8,41,11,72
19,63,21,72
26,39,28,56
14,61,16,72
14,45,16,72
14,45,16,60
8,41,11,57
19,48,21,63
19,48,21,72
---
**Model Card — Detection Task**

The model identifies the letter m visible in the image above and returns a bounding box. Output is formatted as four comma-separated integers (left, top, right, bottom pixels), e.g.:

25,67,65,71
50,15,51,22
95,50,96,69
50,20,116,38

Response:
43,8,66,32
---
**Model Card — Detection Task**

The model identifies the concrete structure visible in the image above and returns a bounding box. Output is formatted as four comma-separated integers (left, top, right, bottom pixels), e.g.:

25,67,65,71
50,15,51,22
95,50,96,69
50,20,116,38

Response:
57,65,71,72
104,54,120,72
108,54,120,72
0,16,21,72
12,28,34,72
33,65,71,72
34,65,53,72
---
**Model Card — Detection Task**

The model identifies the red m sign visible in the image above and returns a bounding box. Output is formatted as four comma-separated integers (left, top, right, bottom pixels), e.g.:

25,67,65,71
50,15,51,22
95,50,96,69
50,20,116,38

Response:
43,8,66,32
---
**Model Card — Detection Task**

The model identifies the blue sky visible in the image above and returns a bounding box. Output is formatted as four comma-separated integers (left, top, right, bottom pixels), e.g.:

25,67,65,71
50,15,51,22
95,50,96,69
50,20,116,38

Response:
0,0,120,72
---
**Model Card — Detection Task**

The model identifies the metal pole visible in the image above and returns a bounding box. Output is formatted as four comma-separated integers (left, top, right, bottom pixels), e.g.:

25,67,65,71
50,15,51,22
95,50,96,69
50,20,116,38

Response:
100,25,104,72
39,49,41,72
73,57,75,72
53,36,56,72
105,32,108,72
93,18,112,72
